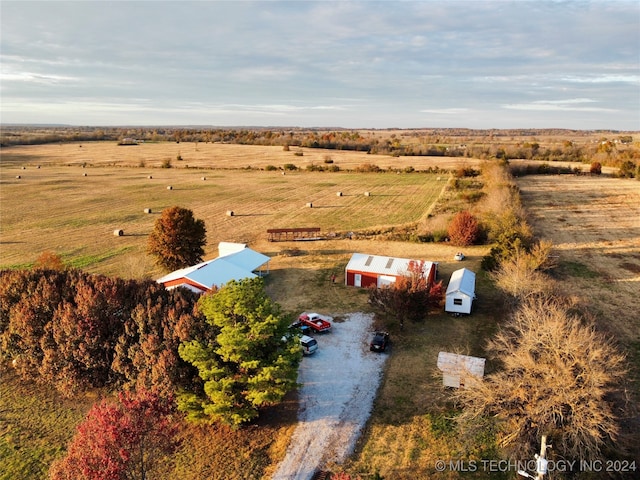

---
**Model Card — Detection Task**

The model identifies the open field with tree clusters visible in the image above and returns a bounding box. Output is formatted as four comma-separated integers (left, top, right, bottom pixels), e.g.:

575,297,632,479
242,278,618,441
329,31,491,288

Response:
0,148,456,278
1,134,639,479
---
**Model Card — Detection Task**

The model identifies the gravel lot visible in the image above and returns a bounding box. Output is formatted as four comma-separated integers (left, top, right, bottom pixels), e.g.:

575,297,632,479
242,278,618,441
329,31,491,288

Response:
271,312,388,480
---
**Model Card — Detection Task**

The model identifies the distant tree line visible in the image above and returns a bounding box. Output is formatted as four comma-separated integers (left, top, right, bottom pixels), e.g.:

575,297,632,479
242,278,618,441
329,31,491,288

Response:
2,126,637,172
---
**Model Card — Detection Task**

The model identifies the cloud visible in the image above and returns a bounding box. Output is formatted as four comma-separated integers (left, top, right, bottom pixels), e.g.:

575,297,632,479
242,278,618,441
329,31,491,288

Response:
503,99,617,113
560,74,640,84
1,1,638,129
420,108,472,115
0,70,78,84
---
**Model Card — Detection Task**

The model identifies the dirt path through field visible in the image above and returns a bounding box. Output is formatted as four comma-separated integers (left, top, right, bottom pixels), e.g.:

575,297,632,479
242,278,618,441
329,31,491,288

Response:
270,313,388,480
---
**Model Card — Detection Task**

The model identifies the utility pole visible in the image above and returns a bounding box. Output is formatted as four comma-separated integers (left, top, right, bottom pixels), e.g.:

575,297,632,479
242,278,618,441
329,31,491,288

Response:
518,435,550,480
535,435,549,480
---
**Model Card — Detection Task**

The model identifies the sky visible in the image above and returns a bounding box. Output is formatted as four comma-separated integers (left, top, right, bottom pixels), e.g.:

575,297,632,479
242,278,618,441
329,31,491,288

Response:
1,0,639,130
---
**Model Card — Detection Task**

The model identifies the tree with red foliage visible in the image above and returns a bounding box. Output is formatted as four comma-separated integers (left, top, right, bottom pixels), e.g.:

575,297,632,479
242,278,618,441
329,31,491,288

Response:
112,282,208,395
147,206,207,272
42,276,125,392
590,161,602,175
447,210,480,246
33,250,66,270
50,389,181,480
1,269,204,396
368,260,444,328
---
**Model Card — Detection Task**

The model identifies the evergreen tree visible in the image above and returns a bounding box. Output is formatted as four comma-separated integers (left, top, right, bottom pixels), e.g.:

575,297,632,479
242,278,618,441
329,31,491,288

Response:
178,278,301,426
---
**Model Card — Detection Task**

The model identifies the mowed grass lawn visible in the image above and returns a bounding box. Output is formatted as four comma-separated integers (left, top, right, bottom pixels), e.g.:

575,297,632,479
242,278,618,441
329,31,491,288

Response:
0,159,447,278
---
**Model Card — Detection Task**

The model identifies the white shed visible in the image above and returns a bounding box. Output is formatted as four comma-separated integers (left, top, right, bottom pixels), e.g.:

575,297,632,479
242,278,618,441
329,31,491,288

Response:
445,268,476,315
437,351,485,388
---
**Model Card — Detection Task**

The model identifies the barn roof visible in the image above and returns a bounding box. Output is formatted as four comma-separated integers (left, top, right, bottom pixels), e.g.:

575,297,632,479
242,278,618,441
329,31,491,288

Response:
156,245,270,292
446,268,476,297
345,253,435,277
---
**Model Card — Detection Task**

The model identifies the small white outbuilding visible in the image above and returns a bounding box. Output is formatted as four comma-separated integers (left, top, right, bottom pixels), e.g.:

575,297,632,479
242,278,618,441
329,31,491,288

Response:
445,267,476,315
437,351,485,388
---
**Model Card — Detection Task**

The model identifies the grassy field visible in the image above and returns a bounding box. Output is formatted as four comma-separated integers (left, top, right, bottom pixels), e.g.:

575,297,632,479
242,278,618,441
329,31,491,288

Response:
517,175,640,431
1,142,485,479
2,141,638,479
0,140,481,170
0,161,451,279
517,175,640,338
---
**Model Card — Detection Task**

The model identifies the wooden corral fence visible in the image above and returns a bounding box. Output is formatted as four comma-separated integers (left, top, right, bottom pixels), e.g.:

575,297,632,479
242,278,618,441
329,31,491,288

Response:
267,227,322,242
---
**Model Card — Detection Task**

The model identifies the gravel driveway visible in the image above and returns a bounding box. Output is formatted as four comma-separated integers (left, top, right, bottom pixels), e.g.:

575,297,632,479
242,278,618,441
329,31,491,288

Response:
271,312,388,480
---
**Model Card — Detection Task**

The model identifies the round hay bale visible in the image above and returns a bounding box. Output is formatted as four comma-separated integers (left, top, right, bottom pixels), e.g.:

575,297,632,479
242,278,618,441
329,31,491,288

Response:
364,191,371,196
306,202,313,208
21,166,26,170
144,208,152,214
113,229,124,236
37,165,41,169
202,176,207,180
15,175,21,179
83,173,87,176
167,185,173,190
336,191,343,197
226,210,234,217
147,175,153,179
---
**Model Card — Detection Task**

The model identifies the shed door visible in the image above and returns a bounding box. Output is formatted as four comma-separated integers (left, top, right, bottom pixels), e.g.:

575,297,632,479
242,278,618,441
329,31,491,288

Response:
354,273,362,287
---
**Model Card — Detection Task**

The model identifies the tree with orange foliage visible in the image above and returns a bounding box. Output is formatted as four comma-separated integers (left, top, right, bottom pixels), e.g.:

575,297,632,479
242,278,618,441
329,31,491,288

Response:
447,210,480,246
33,250,65,270
147,206,206,271
368,260,443,328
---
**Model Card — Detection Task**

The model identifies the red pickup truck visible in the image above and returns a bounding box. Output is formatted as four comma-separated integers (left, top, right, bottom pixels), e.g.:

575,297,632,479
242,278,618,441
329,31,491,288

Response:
297,312,332,333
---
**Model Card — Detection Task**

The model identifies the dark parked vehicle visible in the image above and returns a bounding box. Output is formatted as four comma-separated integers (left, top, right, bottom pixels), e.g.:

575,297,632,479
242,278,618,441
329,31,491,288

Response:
289,320,311,336
370,331,389,352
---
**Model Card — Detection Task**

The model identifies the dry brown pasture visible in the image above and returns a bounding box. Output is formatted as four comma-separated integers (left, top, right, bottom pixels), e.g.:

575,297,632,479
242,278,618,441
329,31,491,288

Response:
0,140,480,171
0,143,481,307
517,175,640,468
517,175,640,341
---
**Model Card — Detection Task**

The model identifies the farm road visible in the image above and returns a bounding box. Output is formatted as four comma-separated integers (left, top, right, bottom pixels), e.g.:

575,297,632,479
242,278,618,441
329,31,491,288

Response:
271,313,387,480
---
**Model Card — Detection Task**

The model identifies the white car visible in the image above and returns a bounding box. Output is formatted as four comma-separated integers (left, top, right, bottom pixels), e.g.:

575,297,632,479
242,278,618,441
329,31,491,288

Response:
454,252,465,261
300,335,318,355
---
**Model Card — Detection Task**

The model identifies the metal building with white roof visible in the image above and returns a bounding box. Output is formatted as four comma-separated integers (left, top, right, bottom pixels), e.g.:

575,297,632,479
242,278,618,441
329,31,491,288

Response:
437,351,485,388
157,243,270,294
445,267,476,315
344,253,437,288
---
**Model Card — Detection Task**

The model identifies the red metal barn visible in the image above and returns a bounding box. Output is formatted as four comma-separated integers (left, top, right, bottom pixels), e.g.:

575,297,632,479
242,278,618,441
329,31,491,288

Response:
344,253,437,288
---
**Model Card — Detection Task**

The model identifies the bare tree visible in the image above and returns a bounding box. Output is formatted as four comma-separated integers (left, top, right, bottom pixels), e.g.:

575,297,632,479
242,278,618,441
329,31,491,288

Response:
489,244,555,302
454,296,627,461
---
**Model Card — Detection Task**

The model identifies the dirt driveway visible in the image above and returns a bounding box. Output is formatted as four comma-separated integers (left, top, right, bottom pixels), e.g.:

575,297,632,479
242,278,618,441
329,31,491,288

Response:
271,313,388,480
